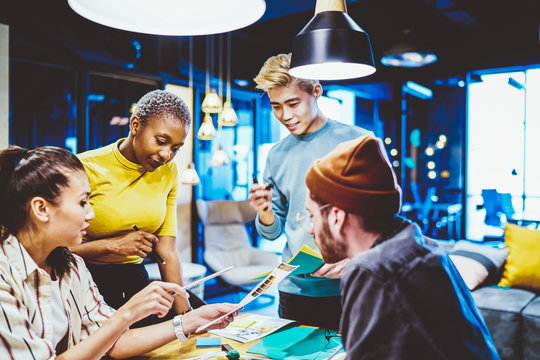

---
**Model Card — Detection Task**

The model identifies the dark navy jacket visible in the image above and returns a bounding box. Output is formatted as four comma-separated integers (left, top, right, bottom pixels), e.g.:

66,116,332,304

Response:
341,218,500,359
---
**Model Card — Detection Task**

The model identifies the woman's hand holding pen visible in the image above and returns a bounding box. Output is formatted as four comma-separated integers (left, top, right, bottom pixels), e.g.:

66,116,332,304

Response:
118,281,187,322
111,230,158,258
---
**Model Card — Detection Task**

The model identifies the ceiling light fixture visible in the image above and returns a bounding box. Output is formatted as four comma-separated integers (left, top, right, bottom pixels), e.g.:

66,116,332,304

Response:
289,0,376,80
381,29,437,68
197,113,216,140
67,0,266,36
219,33,239,127
180,163,200,185
202,36,222,114
211,146,230,167
202,90,222,114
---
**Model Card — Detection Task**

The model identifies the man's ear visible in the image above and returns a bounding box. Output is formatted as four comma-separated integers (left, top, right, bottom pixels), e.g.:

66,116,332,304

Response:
329,206,346,231
334,207,347,229
312,83,323,100
29,197,49,223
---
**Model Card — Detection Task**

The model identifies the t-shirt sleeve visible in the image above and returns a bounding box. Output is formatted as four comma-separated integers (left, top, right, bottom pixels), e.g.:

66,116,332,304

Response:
77,155,96,191
156,163,178,237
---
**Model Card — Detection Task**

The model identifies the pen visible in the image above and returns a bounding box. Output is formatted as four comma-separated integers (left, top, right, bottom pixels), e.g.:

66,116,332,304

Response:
252,174,274,191
132,224,166,265
252,174,273,211
183,266,234,290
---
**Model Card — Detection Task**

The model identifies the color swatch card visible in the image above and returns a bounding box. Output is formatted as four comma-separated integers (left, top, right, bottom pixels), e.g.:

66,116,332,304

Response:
252,244,324,280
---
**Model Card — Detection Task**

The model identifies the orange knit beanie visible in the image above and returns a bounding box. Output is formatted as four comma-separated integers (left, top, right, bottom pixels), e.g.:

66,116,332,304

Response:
305,135,402,215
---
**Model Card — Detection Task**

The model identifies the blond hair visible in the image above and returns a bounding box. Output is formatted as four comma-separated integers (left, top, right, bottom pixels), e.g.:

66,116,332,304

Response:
254,53,319,94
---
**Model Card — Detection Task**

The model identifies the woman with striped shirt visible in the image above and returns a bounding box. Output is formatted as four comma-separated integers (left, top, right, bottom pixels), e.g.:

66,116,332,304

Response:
0,146,236,359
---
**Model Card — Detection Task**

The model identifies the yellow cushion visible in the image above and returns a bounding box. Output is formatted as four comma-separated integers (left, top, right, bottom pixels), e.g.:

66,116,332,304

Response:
499,223,540,291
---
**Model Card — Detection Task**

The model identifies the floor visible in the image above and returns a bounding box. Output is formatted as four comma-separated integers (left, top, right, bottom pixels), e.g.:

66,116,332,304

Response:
202,278,279,317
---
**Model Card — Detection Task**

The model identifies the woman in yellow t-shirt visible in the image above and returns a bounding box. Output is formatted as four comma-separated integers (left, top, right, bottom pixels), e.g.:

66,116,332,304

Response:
73,90,192,326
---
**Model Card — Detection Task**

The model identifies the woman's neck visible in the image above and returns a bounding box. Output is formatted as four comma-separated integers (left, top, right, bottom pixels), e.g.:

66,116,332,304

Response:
16,230,53,276
118,136,137,164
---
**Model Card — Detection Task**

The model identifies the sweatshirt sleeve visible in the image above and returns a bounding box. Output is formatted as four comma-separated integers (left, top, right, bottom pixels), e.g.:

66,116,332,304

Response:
254,154,286,240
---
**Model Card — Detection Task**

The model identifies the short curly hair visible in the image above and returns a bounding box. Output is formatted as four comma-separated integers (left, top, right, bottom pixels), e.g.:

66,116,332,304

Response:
132,89,191,127
254,53,319,94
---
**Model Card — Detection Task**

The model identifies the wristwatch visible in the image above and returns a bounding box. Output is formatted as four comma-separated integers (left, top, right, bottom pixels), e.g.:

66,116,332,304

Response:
173,315,190,341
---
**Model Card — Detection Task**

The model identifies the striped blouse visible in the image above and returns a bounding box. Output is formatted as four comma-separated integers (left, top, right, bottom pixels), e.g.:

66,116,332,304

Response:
0,235,115,359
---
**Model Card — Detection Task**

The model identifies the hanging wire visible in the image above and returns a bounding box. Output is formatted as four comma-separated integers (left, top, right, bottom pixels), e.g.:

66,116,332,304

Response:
218,34,223,101
189,37,193,89
205,36,210,94
210,35,215,91
227,32,232,103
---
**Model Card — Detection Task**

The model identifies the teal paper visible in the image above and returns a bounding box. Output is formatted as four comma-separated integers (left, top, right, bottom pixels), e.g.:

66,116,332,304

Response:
247,327,343,360
288,252,324,276
253,249,324,280
196,336,221,347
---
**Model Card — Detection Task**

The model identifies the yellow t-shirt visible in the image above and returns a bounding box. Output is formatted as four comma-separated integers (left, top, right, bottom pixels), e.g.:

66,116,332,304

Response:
77,138,178,264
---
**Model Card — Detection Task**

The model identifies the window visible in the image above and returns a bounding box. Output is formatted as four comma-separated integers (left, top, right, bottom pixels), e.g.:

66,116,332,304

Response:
466,68,540,240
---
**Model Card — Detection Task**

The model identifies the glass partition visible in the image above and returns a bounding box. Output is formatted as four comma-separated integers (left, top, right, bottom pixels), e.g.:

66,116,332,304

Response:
10,61,77,150
87,74,158,150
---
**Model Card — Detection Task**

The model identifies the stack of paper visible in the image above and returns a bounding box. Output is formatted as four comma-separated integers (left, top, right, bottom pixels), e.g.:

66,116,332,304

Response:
247,326,343,360
209,314,294,343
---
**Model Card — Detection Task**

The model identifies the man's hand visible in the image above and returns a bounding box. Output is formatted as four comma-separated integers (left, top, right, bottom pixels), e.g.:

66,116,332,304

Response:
248,183,275,225
311,258,350,279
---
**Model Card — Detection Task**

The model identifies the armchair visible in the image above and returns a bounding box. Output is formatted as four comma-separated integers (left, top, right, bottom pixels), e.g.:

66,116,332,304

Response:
196,199,281,296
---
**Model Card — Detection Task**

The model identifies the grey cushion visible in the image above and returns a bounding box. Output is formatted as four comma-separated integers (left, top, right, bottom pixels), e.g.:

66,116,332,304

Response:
472,286,536,360
449,240,508,289
522,296,540,360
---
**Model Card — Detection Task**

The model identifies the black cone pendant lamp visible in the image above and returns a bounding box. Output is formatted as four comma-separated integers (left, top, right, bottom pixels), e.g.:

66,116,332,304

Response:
289,0,376,80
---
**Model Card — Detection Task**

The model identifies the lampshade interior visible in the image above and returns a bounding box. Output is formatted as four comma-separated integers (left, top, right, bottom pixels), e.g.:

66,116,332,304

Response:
68,0,266,35
289,62,376,80
381,52,438,68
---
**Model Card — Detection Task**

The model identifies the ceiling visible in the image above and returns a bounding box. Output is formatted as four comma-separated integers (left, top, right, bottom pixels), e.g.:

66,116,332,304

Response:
2,0,540,90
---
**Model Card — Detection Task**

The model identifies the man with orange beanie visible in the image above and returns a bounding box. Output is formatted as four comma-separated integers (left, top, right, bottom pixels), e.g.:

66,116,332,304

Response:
304,135,499,359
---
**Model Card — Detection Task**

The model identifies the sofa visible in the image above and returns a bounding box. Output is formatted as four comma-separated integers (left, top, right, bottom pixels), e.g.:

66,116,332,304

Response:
472,286,539,360
443,223,540,360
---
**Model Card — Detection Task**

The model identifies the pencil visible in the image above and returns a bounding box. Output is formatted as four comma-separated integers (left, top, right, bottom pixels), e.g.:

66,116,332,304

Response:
182,266,234,290
132,224,166,265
